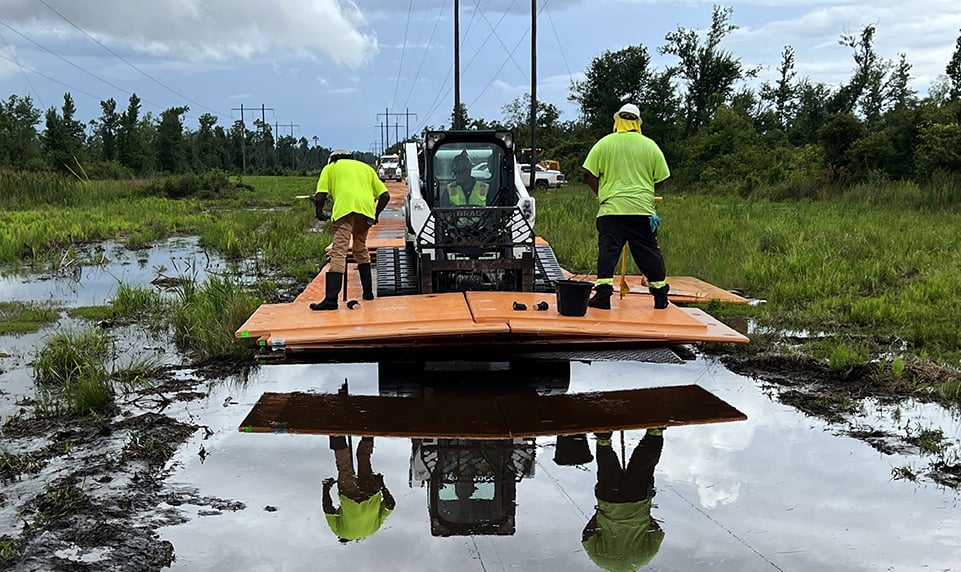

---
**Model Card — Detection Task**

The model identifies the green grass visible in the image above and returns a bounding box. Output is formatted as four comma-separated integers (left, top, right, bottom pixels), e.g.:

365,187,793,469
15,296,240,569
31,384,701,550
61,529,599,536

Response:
0,173,328,282
0,535,21,568
537,183,961,363
0,301,60,335
25,478,90,530
32,328,112,415
170,274,262,362
66,305,114,322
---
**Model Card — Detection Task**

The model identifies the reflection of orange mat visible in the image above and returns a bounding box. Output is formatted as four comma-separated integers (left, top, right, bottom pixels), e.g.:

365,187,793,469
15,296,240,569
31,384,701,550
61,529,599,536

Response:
239,385,748,438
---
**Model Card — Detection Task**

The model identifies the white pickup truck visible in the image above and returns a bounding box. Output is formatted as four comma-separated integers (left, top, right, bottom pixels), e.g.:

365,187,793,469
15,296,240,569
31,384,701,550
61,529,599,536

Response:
518,163,565,190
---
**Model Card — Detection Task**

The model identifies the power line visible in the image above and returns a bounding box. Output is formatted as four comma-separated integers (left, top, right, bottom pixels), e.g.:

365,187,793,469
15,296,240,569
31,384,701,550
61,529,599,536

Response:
0,50,101,101
390,0,414,112
466,0,528,82
0,18,169,113
0,28,43,107
469,2,549,110
545,1,573,82
401,0,448,112
36,0,224,119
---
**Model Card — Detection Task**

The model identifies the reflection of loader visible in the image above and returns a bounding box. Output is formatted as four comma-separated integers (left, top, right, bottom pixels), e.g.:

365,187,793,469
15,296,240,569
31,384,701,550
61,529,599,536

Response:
410,438,536,536
376,130,566,296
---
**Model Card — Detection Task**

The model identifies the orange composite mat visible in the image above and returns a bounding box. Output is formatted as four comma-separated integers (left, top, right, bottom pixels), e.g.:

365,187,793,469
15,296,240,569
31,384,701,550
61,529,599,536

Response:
238,292,508,345
566,273,748,304
239,385,748,438
237,289,748,348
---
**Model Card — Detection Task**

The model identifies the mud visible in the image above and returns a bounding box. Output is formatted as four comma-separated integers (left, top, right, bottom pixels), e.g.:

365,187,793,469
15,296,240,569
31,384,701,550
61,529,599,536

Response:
0,370,243,572
719,346,961,490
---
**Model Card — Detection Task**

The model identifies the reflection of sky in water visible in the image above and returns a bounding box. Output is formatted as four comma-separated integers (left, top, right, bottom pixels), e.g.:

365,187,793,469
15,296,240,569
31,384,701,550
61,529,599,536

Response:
158,359,961,572
0,237,226,307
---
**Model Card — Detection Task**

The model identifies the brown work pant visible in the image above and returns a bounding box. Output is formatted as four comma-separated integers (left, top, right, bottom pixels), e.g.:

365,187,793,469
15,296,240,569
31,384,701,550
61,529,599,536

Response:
334,437,378,503
329,213,372,273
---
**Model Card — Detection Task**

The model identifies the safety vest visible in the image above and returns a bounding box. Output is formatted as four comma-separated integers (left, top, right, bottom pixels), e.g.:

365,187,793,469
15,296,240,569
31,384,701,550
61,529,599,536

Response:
447,181,489,206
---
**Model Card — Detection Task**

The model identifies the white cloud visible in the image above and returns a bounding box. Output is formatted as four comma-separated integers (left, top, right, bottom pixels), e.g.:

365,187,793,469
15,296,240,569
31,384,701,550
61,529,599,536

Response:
2,0,379,67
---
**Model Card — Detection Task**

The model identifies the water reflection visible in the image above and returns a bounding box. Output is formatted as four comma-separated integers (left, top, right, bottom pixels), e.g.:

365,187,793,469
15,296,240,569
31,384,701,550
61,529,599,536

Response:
413,437,535,537
324,435,395,542
582,430,664,571
159,358,961,571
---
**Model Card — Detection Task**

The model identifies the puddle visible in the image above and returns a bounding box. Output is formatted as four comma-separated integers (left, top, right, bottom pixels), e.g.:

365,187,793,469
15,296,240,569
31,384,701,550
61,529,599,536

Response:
154,359,961,571
0,237,226,307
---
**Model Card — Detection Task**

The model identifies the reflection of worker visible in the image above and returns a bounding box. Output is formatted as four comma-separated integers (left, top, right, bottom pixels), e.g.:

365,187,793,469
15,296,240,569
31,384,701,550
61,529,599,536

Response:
311,150,391,310
323,435,395,541
447,149,489,206
582,103,671,310
582,429,665,571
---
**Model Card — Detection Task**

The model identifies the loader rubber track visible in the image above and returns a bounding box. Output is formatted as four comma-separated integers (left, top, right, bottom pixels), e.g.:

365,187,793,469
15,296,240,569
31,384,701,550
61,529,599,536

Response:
376,246,419,297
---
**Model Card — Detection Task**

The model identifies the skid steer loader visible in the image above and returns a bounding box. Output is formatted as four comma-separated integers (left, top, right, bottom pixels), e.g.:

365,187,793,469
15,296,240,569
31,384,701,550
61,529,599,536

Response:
376,130,566,296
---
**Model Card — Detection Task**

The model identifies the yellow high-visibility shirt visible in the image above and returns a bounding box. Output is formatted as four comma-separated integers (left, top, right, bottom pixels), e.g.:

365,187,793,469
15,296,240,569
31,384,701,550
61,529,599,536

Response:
315,159,388,221
582,132,670,217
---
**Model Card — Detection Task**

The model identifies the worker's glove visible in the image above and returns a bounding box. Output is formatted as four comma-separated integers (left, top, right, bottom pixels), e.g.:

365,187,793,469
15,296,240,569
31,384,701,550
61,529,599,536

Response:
649,214,660,233
316,210,330,222
323,477,335,488
366,216,378,227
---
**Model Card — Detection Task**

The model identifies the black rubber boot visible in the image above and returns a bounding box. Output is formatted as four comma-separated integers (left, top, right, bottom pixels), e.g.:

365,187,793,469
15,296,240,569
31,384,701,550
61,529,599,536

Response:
650,284,670,309
310,272,343,311
587,284,613,310
358,263,374,301
329,435,348,450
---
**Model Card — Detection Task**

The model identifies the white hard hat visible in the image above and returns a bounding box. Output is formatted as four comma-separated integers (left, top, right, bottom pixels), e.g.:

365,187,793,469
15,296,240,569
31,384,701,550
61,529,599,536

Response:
614,103,641,120
328,149,353,163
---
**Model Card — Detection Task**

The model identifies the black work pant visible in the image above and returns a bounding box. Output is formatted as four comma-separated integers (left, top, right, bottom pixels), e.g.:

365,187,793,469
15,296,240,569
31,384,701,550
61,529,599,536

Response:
596,215,666,283
594,432,663,503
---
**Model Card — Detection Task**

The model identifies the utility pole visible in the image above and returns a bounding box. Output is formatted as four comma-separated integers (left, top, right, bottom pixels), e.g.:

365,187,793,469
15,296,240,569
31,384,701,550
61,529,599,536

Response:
233,104,274,176
261,104,274,167
377,109,418,151
276,122,300,169
530,0,537,174
453,0,461,129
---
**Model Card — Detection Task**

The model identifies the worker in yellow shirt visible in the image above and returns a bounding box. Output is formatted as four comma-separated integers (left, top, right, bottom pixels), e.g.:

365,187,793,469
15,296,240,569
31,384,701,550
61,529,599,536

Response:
582,103,671,310
311,150,390,310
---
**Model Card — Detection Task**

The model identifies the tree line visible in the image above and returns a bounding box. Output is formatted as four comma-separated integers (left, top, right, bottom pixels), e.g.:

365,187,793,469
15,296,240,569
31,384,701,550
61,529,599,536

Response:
2,5,961,198
0,91,334,178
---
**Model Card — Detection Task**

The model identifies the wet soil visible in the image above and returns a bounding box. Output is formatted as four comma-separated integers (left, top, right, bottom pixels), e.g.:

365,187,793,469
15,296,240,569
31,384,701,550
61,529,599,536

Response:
715,340,961,488
0,368,243,572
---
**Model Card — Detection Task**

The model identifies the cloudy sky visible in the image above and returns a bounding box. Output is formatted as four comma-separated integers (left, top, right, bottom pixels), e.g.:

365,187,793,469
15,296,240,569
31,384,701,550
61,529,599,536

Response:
1,0,959,152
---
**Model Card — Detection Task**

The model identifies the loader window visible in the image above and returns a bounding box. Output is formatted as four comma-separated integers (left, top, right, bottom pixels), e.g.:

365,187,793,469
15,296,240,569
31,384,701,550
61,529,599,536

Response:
433,143,509,207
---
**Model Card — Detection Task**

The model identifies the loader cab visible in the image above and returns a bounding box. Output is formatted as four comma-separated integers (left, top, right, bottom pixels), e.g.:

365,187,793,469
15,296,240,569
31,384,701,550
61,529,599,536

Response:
424,131,517,209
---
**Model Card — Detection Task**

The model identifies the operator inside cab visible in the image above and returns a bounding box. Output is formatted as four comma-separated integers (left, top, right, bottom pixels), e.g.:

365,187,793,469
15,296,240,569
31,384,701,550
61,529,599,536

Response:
447,149,489,207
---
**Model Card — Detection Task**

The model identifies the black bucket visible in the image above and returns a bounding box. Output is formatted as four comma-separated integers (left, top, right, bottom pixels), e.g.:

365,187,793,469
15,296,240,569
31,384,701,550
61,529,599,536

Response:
554,279,594,317
553,434,594,466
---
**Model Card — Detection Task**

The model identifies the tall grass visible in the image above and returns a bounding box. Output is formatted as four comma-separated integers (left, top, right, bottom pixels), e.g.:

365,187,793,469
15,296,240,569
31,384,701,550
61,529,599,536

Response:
536,183,961,361
32,326,164,415
0,170,87,209
33,328,112,415
170,275,261,362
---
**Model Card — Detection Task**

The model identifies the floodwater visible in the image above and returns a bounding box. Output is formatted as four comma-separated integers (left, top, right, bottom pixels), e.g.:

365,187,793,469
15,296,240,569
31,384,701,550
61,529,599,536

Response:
2,240,960,571
0,237,226,421
0,237,223,308
157,359,961,572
